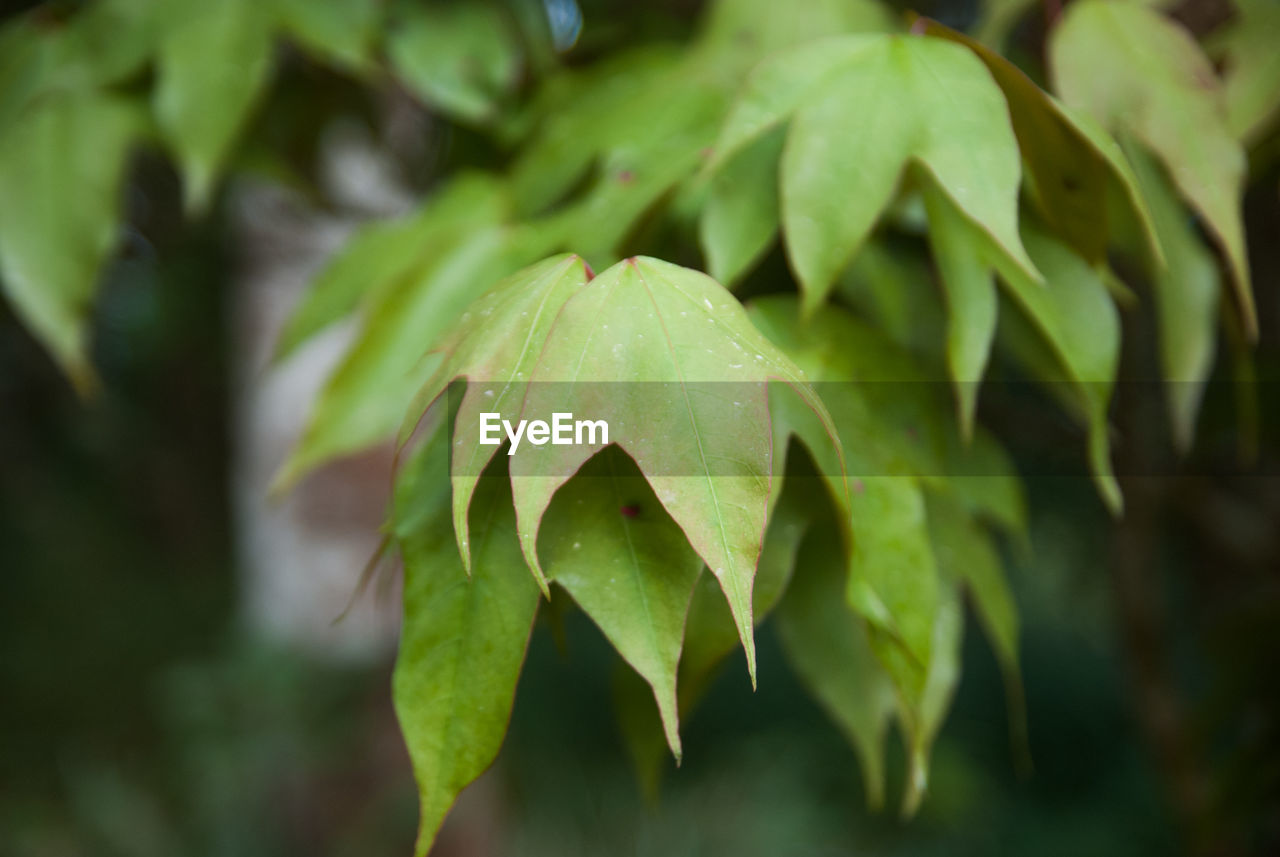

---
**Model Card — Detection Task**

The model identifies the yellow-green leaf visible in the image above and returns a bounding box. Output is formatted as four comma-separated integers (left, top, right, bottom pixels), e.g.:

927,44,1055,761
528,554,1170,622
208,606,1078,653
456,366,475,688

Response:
0,92,142,388
1050,0,1255,337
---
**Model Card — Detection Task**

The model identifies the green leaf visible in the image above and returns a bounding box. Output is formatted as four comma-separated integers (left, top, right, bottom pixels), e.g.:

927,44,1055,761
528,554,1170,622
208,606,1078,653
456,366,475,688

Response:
278,179,522,488
838,237,947,359
1050,0,1255,338
1217,0,1280,144
530,77,726,267
713,34,1039,313
507,258,843,685
509,46,686,216
995,222,1122,512
680,443,831,701
0,0,163,123
1125,140,1220,453
847,478,940,681
272,0,380,71
153,0,275,212
925,492,1025,769
613,441,830,798
699,127,784,286
917,17,1160,268
392,443,539,857
539,447,702,759
387,1,521,123
897,574,963,816
397,254,591,582
776,524,897,808
921,180,997,440
0,92,142,389
276,176,509,362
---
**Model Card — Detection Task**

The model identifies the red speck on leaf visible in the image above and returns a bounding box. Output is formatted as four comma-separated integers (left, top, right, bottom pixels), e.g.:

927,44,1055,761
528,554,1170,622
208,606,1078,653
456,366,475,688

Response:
620,504,640,518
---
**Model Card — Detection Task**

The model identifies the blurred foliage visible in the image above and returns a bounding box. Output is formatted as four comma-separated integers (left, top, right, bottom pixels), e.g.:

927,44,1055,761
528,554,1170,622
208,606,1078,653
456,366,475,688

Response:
1,0,1279,855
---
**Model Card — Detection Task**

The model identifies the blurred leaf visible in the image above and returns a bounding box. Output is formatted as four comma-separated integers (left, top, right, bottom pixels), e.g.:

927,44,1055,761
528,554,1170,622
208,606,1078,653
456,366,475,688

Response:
387,1,521,123
507,258,842,685
922,180,997,440
973,0,1035,49
153,0,275,212
700,127,783,286
838,237,947,359
0,92,142,389
392,444,539,857
276,176,509,361
777,524,897,809
1216,0,1280,144
1125,140,1220,453
712,35,1039,314
529,72,726,266
898,574,963,816
273,0,381,71
509,46,686,215
1050,0,1255,338
996,222,1122,512
278,178,522,487
697,0,893,58
918,193,1121,511
540,447,702,759
926,492,1026,767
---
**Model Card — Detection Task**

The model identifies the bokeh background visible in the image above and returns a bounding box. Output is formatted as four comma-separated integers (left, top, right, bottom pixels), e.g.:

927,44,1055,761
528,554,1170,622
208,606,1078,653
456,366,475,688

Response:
2,0,1279,855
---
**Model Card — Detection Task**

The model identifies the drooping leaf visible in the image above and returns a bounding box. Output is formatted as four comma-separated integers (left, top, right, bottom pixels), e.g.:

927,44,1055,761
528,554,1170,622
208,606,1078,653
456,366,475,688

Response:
611,660,669,803
153,0,275,212
539,446,702,758
0,92,142,389
973,0,1035,50
509,46,687,216
277,179,524,487
917,17,1160,266
746,298,964,751
275,176,509,362
1125,140,1221,452
530,75,727,267
776,524,897,809
926,492,1025,769
507,258,843,684
995,222,1122,512
921,180,997,439
397,254,591,580
387,1,521,123
272,0,380,71
837,237,947,360
1050,0,1255,338
712,34,1039,313
1216,0,1280,144
699,127,784,286
1,0,163,123
392,443,540,857
679,442,832,704
848,478,941,687
747,293,1026,538
897,573,963,817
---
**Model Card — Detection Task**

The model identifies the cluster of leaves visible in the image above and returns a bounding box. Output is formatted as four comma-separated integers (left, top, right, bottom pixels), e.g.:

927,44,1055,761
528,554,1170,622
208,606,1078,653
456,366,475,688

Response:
0,0,552,387
3,0,1277,854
